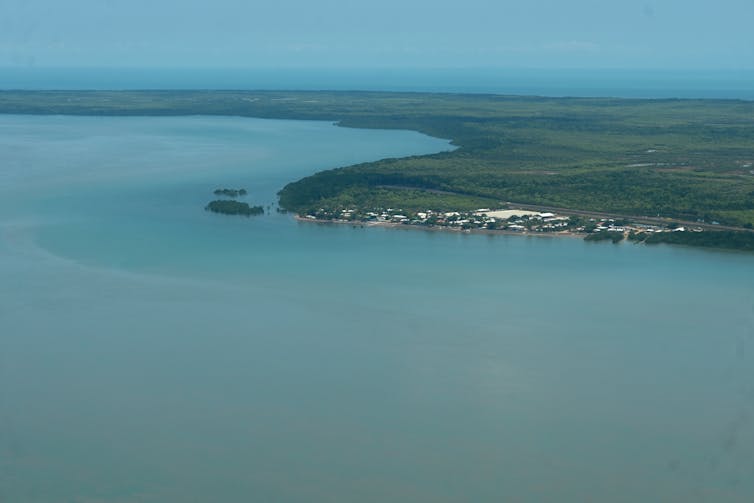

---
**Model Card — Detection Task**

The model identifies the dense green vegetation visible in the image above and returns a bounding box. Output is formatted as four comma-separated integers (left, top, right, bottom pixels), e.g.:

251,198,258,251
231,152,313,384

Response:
214,188,247,197
205,200,263,216
586,228,754,251
584,231,625,243
2,90,753,228
642,230,754,251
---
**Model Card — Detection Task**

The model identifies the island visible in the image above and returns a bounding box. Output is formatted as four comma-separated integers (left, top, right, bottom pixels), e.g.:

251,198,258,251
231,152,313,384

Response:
214,188,248,197
205,200,264,216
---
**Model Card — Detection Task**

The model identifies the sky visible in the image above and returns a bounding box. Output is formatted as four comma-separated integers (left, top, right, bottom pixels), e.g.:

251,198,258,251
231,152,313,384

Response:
1,0,753,69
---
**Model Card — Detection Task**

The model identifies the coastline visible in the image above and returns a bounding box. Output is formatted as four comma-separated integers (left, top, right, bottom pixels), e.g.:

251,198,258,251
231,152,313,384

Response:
294,214,586,239
292,214,754,253
3,91,753,234
2,90,752,246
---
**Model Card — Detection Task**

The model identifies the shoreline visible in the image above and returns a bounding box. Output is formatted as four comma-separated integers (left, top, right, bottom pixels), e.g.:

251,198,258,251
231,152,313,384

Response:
292,214,754,254
294,215,586,240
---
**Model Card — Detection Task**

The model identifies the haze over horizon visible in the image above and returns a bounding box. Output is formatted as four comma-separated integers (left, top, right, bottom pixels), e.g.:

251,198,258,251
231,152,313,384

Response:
1,0,752,70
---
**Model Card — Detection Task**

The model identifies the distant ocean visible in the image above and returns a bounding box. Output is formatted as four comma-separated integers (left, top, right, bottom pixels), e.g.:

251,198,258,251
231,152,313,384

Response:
2,67,754,100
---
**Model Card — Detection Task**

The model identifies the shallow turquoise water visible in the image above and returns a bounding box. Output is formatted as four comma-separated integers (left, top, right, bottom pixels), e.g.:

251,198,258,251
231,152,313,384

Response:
1,115,753,503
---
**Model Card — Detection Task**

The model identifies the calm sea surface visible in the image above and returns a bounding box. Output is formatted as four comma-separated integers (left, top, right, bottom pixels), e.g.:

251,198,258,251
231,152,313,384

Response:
1,115,753,502
3,67,754,99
